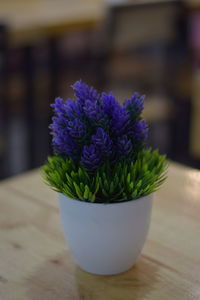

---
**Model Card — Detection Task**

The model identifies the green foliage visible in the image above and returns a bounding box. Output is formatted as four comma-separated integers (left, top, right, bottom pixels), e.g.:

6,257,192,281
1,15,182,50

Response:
42,149,167,203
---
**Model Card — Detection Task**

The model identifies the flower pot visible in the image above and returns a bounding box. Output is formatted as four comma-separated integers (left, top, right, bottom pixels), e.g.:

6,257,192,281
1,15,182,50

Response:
58,194,152,275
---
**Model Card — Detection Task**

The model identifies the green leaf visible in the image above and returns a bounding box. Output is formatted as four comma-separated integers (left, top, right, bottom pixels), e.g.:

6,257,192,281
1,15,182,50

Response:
127,173,131,184
73,182,83,200
83,185,90,200
42,149,167,203
91,193,96,202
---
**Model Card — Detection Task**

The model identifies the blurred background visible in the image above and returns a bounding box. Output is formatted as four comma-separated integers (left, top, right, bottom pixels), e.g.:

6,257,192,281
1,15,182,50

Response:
0,0,200,179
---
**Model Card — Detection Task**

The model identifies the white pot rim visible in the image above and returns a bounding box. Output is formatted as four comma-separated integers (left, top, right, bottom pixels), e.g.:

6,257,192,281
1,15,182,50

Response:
59,193,153,207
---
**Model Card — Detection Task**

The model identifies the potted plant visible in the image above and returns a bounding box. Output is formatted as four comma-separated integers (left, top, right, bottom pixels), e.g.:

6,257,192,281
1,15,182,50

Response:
42,80,167,275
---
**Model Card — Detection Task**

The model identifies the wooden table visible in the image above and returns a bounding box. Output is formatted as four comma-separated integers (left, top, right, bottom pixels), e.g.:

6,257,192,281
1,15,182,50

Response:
0,162,200,299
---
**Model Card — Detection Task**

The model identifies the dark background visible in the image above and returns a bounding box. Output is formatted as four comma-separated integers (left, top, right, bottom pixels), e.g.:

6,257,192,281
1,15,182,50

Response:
1,0,200,179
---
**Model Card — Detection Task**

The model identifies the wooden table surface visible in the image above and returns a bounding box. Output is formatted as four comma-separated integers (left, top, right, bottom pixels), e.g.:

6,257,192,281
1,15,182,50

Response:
0,162,200,299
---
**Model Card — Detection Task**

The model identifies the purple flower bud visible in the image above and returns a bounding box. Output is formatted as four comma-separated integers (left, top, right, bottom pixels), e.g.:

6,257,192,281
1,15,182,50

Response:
117,135,133,157
110,107,129,136
102,92,121,116
81,144,101,172
133,120,148,141
52,132,79,159
123,93,145,121
92,128,112,156
67,118,86,139
102,92,128,136
51,97,66,117
84,100,103,121
65,99,84,119
72,80,99,104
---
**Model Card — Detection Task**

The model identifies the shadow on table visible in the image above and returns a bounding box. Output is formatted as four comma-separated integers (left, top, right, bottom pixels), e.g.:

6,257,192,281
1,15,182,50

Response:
27,252,160,299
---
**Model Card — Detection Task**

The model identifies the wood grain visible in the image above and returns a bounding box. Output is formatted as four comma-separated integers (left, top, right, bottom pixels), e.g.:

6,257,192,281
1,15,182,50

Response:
0,162,200,299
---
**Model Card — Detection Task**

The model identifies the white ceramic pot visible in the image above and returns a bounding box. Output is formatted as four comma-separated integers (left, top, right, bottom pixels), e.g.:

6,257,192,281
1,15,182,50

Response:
59,194,152,275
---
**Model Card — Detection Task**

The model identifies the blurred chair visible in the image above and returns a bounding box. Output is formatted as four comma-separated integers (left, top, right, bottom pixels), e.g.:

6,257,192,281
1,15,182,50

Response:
97,0,188,157
0,24,8,178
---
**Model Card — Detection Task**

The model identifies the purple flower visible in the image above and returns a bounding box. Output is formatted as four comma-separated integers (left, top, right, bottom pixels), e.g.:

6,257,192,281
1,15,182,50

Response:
102,92,128,136
49,116,66,133
110,106,129,136
81,144,101,172
84,100,103,121
51,97,84,120
49,116,69,146
52,131,79,159
65,99,84,119
49,80,148,170
123,93,145,121
117,135,133,157
67,118,86,139
133,120,148,141
92,128,112,156
102,92,120,116
72,80,99,104
50,112,81,158
51,97,66,117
